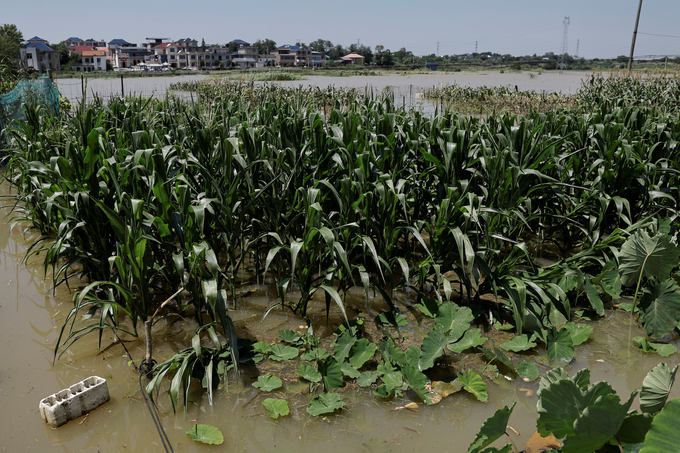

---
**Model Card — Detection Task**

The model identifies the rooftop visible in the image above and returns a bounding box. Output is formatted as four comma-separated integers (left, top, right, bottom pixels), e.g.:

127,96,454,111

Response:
27,42,55,51
109,39,129,44
27,36,48,43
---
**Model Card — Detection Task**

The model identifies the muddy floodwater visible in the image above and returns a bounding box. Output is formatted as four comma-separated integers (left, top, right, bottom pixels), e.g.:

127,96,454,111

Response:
55,71,592,108
0,177,679,453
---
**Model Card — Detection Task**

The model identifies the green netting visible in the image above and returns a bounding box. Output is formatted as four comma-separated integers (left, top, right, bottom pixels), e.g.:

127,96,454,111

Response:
0,75,60,150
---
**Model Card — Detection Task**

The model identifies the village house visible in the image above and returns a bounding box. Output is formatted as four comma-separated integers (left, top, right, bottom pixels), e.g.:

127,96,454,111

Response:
275,44,311,67
66,37,107,49
72,50,107,72
20,36,60,73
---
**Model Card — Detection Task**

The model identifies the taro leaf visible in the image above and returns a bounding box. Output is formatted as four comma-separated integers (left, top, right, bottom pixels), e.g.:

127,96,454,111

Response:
402,365,435,405
640,363,678,414
562,392,637,453
262,398,290,419
301,348,329,361
518,360,539,381
349,338,377,369
562,322,593,346
624,445,644,453
341,361,361,379
619,230,679,288
537,379,615,438
633,337,677,357
278,329,301,344
332,330,357,361
546,327,574,362
377,363,403,394
501,334,537,352
467,403,516,452
639,398,680,453
481,344,515,372
639,279,680,339
419,326,450,371
376,311,408,328
432,380,464,398
253,342,272,354
185,424,224,445
584,279,605,316
599,259,622,299
357,371,378,387
270,344,299,361
307,392,345,416
537,367,570,396
297,364,322,383
447,328,487,353
616,411,654,444
458,369,488,402
416,296,441,318
252,375,283,392
318,356,343,391
480,363,499,380
378,338,407,367
435,302,474,341
405,345,422,370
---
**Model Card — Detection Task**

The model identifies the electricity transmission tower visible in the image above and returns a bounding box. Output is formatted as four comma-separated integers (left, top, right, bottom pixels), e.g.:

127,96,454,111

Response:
556,17,570,70
576,39,579,58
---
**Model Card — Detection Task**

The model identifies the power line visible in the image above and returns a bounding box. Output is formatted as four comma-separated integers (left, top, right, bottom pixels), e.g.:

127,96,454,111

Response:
557,17,570,70
638,32,680,39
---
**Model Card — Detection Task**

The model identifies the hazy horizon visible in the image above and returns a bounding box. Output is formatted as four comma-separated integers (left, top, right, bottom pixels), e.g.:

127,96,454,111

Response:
6,0,680,60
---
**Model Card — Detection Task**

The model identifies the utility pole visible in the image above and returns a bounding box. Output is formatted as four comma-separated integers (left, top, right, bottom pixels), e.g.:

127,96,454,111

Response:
627,0,643,72
475,41,478,54
437,41,440,55
576,39,579,58
556,17,570,70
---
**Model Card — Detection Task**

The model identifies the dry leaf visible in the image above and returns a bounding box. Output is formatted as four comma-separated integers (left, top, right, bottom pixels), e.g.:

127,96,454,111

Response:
525,431,561,453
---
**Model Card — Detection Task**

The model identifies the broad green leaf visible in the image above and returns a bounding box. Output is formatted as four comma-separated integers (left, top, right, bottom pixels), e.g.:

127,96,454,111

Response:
377,363,403,394
639,398,680,453
307,392,345,416
599,260,622,299
639,279,680,339
318,356,343,391
376,311,408,327
269,344,299,361
501,334,537,352
278,329,301,344
300,348,329,361
297,364,322,383
416,296,441,318
537,367,570,396
341,361,361,378
405,345,422,369
332,330,357,361
252,375,282,392
253,342,272,354
402,365,435,405
262,398,290,419
619,230,678,287
537,379,615,438
562,322,593,346
185,424,224,445
584,279,605,316
518,360,539,381
458,369,488,402
349,338,377,369
357,371,378,387
640,363,678,414
435,302,474,340
448,328,487,353
616,412,653,444
562,392,637,453
546,327,574,362
378,338,407,367
466,403,516,452
633,337,678,357
419,326,449,371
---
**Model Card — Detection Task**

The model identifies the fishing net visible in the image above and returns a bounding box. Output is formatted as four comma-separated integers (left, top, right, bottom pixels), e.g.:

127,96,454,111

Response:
0,75,60,150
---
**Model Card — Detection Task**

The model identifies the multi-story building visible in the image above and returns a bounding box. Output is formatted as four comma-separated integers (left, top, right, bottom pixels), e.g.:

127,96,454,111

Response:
66,37,107,49
20,36,60,73
72,50,107,72
275,45,311,67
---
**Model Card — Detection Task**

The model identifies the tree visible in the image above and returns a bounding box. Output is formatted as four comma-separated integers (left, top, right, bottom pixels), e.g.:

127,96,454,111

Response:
253,39,276,55
328,44,346,61
349,43,373,64
309,39,333,55
0,24,23,68
51,41,70,65
374,45,393,66
106,60,113,71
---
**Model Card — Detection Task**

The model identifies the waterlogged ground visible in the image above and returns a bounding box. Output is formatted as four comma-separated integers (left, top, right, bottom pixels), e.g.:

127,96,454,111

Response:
0,175,679,453
54,71,592,109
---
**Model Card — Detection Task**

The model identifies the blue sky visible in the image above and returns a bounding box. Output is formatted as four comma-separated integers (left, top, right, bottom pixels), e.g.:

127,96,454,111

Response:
6,0,680,59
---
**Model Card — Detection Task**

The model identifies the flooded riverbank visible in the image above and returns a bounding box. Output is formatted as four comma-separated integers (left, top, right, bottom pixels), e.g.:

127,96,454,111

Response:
0,174,678,452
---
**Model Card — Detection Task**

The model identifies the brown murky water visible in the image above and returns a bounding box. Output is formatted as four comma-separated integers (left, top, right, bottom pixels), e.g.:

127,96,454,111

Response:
0,174,678,452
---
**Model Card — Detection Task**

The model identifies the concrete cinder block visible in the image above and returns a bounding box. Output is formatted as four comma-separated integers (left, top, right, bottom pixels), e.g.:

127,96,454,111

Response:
39,376,110,428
